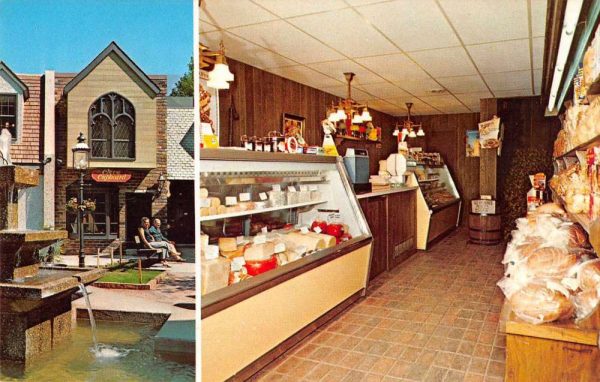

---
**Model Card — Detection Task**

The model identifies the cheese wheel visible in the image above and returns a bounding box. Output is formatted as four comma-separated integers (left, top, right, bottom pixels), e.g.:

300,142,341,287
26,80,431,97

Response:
285,232,326,252
306,232,336,248
199,188,209,199
218,237,237,252
526,247,577,278
244,242,275,262
200,207,210,216
509,283,574,324
217,205,227,215
208,197,221,208
578,259,600,290
208,206,218,216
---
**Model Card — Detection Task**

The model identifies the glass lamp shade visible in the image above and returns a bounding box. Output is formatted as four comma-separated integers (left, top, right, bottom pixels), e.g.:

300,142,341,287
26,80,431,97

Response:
416,127,425,137
361,109,372,122
392,128,399,137
336,108,347,119
351,114,363,124
207,79,230,89
72,139,90,170
408,130,417,138
401,127,409,136
328,111,340,122
209,63,234,82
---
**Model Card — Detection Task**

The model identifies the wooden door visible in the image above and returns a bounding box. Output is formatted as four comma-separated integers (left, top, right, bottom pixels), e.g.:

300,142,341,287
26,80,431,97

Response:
387,191,416,270
359,196,388,281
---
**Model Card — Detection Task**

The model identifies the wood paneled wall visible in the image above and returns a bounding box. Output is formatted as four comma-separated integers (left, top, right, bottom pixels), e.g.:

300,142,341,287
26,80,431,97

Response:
216,59,398,175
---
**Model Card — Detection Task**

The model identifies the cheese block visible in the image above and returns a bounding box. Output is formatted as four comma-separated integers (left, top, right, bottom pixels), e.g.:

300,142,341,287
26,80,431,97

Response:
306,232,336,248
199,188,209,199
218,237,238,252
220,245,245,259
225,205,242,213
200,234,209,251
238,201,255,211
285,232,326,252
244,242,275,262
201,257,230,295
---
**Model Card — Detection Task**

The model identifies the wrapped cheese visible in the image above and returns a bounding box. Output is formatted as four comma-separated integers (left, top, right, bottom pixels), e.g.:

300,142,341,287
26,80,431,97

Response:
201,257,230,295
244,242,275,262
509,282,574,324
218,237,237,252
306,232,336,248
578,259,600,290
284,232,326,252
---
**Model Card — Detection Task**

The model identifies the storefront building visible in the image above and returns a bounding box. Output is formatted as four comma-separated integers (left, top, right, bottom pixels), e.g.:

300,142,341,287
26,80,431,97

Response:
2,42,170,254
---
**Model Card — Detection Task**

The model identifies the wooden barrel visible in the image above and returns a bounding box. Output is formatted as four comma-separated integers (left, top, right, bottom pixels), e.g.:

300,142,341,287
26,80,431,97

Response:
468,213,502,245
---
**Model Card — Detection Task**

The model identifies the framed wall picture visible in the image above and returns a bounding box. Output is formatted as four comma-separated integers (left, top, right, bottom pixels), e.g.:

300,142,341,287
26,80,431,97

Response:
466,130,480,157
282,113,306,145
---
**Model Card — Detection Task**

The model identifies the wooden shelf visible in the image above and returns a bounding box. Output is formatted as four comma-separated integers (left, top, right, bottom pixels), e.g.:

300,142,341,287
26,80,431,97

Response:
334,135,381,143
554,134,600,160
199,200,327,222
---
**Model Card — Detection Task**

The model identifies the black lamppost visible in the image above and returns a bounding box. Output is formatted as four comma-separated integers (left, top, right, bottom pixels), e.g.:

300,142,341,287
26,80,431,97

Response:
72,132,90,268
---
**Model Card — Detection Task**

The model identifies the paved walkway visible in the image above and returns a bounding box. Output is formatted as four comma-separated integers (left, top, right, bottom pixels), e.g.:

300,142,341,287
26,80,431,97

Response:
255,229,506,382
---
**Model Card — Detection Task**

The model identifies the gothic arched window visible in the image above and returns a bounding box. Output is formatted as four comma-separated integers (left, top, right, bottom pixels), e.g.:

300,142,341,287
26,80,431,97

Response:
89,93,135,159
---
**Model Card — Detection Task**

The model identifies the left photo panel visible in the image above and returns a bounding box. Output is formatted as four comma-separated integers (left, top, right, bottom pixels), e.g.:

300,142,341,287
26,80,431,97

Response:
0,1,196,381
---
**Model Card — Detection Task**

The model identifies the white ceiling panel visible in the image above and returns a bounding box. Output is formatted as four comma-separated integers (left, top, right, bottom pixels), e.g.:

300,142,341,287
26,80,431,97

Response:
531,0,548,37
409,47,478,77
455,91,493,107
494,88,534,98
533,69,542,95
319,84,374,101
357,82,410,99
388,98,441,115
437,75,489,94
436,104,471,113
266,65,343,88
368,99,405,115
345,0,391,6
438,0,529,44
229,20,344,64
467,39,531,73
201,31,296,69
355,0,460,52
252,0,348,18
484,70,532,91
200,0,278,29
532,37,544,70
288,8,398,58
419,94,463,108
394,77,442,96
309,60,383,85
200,20,218,33
355,53,430,82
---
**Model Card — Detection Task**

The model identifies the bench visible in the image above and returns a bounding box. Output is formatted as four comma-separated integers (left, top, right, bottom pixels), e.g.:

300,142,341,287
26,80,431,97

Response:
133,235,163,267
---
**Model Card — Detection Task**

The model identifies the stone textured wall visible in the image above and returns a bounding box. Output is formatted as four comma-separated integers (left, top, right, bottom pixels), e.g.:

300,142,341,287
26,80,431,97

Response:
167,103,194,181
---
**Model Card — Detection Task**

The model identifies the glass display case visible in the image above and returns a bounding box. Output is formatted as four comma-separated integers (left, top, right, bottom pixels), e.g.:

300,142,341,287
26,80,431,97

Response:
407,162,461,250
200,148,373,381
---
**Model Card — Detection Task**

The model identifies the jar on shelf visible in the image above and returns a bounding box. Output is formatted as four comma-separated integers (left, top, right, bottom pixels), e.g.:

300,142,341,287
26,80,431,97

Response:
263,136,273,152
254,137,264,152
241,135,254,151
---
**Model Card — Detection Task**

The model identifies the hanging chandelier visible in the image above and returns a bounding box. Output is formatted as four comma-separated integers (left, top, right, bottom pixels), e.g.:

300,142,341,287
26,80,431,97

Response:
393,102,425,140
200,41,234,89
326,72,372,124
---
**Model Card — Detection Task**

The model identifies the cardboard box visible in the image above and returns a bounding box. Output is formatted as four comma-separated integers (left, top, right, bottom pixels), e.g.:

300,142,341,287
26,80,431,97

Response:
471,199,496,214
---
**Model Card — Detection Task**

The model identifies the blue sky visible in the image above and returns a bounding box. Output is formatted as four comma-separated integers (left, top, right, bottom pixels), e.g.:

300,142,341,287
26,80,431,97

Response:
0,0,193,92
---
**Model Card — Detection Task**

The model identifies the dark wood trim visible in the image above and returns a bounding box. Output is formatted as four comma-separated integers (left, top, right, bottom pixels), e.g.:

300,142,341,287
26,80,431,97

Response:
430,198,461,213
227,289,364,382
201,236,372,318
427,226,459,248
200,148,338,163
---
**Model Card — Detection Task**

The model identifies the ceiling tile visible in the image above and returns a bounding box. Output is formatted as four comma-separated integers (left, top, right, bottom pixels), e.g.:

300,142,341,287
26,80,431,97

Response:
252,0,348,18
532,37,544,70
436,104,471,113
200,0,278,29
200,21,218,33
201,31,296,69
266,65,343,88
394,77,442,96
355,0,460,52
484,70,532,91
467,39,530,73
288,8,398,58
494,88,534,98
355,53,430,82
437,75,489,94
309,60,383,85
319,84,373,101
419,94,463,108
388,98,440,115
345,0,390,6
229,20,344,64
455,91,493,107
438,0,529,44
533,69,542,95
409,47,478,77
357,82,409,98
468,105,481,112
531,0,548,37
367,99,404,115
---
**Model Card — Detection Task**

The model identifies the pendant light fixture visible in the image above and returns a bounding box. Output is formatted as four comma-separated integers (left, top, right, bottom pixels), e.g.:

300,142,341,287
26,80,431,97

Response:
399,102,424,139
326,72,372,125
201,41,235,90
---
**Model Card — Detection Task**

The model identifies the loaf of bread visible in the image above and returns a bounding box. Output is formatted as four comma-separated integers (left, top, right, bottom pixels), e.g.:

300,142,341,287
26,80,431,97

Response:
578,259,600,290
516,239,543,260
568,224,590,249
526,247,577,278
536,203,566,216
509,283,574,324
244,242,275,262
572,288,600,320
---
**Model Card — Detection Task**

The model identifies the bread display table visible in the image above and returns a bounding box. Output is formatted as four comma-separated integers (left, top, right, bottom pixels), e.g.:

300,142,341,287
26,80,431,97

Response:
502,301,600,381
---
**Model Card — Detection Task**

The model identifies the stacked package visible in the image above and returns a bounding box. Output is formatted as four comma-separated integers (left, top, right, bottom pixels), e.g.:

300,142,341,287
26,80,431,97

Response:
498,203,600,324
549,164,590,214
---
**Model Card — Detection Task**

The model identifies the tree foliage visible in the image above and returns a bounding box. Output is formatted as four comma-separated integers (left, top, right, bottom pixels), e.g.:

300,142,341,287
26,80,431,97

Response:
170,56,193,97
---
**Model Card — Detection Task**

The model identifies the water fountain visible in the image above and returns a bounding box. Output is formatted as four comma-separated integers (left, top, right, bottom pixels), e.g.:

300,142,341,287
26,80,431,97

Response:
0,140,106,366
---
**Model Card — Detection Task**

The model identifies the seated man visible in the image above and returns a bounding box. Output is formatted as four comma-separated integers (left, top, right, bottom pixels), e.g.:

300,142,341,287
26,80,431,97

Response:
137,217,182,263
150,218,184,262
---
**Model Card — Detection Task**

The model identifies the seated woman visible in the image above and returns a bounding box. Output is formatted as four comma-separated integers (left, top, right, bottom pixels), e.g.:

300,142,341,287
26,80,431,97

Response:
138,217,183,263
150,218,184,262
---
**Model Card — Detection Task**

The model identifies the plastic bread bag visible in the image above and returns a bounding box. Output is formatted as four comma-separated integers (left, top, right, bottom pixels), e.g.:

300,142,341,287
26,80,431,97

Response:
577,258,600,290
508,280,574,324
572,287,600,321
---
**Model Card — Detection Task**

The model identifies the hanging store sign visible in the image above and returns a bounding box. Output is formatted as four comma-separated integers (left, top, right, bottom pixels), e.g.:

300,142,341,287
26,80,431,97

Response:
91,169,132,183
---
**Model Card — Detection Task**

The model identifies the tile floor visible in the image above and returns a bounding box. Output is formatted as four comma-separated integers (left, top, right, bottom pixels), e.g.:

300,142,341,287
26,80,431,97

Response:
255,229,507,382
